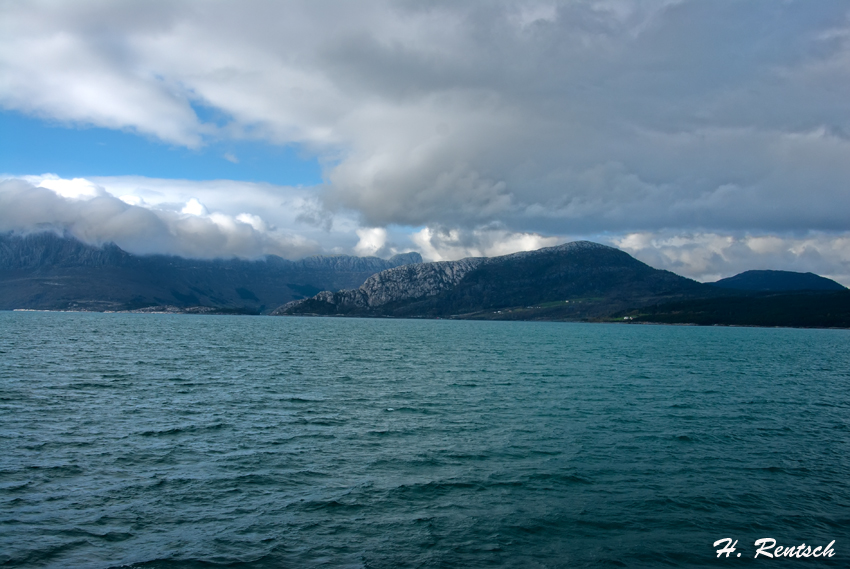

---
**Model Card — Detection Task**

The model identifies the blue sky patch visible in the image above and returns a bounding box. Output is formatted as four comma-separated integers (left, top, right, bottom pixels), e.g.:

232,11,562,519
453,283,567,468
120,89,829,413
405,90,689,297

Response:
1,111,323,186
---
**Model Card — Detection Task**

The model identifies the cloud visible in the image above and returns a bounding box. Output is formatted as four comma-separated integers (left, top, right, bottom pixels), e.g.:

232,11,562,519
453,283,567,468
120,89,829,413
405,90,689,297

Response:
35,176,106,199
353,227,388,257
0,176,334,259
613,231,850,286
411,226,562,262
2,1,850,279
3,1,850,234
0,2,204,147
4,175,850,286
181,198,208,216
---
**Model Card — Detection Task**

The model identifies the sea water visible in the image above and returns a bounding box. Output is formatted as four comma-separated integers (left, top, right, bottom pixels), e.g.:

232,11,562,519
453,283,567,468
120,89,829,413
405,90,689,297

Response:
1,312,848,568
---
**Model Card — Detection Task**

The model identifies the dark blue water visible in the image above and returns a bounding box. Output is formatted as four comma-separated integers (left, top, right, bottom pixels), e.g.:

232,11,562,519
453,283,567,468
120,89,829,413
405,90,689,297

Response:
1,312,848,568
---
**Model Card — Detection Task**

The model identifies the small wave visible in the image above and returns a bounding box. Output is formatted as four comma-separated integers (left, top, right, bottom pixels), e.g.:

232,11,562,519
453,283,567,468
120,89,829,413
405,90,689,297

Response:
0,480,32,492
138,423,229,437
5,538,89,567
116,551,279,569
278,396,324,403
26,464,84,475
99,372,135,380
526,472,593,486
442,452,490,461
389,479,483,500
68,381,116,389
59,527,134,542
298,498,364,513
575,518,629,530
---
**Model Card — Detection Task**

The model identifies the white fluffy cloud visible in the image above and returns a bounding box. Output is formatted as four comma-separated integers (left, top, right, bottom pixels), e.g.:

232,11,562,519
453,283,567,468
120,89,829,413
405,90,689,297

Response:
2,174,572,262
353,227,389,257
614,232,850,286
2,1,850,280
0,176,332,259
411,226,562,262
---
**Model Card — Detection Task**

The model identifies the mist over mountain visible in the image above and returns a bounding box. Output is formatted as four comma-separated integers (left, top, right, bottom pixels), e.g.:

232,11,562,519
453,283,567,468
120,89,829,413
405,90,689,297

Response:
0,232,421,313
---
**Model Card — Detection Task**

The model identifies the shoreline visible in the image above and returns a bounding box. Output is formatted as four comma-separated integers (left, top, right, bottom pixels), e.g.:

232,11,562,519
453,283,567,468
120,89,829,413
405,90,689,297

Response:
7,307,849,331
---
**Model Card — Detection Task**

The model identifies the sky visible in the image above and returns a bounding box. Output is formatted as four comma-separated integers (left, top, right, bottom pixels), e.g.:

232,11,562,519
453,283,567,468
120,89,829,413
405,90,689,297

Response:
2,0,849,284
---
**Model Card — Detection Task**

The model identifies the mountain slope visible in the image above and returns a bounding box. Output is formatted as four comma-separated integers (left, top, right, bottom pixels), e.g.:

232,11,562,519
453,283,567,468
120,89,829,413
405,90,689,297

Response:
621,290,850,328
711,270,846,291
276,241,715,319
0,232,422,313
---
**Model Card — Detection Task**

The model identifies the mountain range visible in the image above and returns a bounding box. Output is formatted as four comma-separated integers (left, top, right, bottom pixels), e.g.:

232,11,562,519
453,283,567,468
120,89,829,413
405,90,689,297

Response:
276,241,714,319
0,231,421,313
2,231,847,327
278,242,848,327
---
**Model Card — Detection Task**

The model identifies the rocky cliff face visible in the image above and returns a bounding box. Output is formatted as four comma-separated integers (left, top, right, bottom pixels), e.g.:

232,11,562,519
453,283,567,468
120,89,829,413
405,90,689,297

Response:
273,257,485,314
360,257,486,306
290,251,422,272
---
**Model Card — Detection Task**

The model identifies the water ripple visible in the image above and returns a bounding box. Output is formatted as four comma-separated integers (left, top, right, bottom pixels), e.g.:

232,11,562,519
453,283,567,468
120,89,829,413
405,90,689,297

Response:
1,313,848,568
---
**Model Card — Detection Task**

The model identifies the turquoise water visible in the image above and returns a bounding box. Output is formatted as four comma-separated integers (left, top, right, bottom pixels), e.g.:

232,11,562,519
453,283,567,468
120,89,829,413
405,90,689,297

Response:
1,312,848,568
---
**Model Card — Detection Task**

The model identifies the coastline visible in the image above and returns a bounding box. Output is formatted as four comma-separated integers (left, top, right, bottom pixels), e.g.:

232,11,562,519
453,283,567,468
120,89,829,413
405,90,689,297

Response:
8,307,849,330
